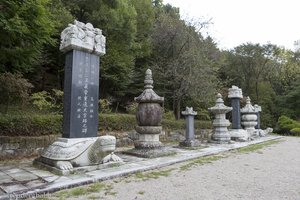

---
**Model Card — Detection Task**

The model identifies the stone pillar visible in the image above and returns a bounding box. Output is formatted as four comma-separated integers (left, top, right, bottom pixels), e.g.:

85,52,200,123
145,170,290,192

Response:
179,107,201,147
134,69,164,149
254,104,262,129
208,93,232,144
241,97,258,138
228,86,242,129
228,86,249,141
34,20,121,173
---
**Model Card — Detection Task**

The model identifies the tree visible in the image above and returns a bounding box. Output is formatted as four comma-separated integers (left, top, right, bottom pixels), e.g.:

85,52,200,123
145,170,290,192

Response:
63,0,138,106
221,43,279,102
0,0,56,73
151,8,220,119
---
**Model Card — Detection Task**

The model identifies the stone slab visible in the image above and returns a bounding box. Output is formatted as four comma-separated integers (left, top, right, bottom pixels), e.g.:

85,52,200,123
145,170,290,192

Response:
9,171,38,182
0,184,27,193
24,179,46,188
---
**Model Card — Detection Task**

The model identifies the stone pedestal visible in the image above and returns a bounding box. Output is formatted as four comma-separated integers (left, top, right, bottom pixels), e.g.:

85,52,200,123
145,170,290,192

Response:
228,86,249,141
34,20,121,173
134,126,162,149
208,93,232,144
241,97,258,138
179,107,201,147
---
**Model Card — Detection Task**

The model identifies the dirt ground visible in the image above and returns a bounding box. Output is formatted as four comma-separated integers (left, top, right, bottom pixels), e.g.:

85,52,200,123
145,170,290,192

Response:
50,137,300,200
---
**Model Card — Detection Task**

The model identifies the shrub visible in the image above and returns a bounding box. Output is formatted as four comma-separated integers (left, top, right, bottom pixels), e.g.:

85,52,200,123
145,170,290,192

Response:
277,115,300,135
31,89,63,113
0,72,33,112
125,102,138,114
99,99,112,113
163,110,176,120
290,128,300,136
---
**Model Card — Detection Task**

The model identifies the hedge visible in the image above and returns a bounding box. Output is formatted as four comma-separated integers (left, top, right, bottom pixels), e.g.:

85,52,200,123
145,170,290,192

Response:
0,113,212,136
0,114,62,136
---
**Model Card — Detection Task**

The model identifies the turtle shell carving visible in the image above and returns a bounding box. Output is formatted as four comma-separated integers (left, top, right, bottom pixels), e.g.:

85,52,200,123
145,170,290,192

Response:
41,138,96,161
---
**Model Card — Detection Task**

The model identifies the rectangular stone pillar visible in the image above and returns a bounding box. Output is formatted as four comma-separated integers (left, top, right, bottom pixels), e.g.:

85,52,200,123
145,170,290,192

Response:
63,50,99,138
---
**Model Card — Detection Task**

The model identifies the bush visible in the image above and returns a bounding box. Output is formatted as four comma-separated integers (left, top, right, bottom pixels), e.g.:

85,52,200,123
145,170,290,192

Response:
290,128,300,136
99,99,112,113
0,72,33,112
31,89,63,113
276,115,300,135
125,102,138,114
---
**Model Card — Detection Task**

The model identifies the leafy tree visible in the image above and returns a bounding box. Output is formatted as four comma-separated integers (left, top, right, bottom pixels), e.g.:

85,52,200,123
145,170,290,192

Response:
63,0,138,106
221,43,279,102
0,0,56,73
151,8,220,119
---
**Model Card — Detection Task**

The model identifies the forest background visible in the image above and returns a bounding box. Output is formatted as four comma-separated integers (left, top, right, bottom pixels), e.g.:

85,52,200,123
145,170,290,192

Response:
0,0,300,134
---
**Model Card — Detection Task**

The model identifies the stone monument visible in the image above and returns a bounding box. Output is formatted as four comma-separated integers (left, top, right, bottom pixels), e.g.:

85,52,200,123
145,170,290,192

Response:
126,69,172,158
34,20,121,173
241,97,258,138
134,69,164,149
179,107,201,147
254,104,262,129
208,93,233,144
228,86,248,141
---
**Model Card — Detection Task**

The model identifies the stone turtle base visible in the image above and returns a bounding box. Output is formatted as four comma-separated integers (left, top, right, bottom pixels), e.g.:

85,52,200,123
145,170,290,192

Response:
33,156,123,176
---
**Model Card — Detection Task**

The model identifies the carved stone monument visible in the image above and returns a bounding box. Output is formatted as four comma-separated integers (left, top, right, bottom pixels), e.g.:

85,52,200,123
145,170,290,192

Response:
241,97,258,138
254,104,262,129
34,20,121,173
228,86,248,141
126,69,173,158
208,93,233,144
180,107,201,147
134,69,164,149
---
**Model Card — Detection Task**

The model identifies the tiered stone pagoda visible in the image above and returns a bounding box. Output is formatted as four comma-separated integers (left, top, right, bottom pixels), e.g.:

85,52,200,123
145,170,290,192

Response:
241,97,258,138
125,69,174,158
208,93,232,144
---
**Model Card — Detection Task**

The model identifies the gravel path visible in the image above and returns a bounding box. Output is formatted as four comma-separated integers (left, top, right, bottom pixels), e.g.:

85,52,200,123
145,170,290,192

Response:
56,137,300,200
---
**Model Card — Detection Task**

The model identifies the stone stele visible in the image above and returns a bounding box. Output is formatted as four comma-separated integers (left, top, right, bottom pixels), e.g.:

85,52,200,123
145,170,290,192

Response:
34,20,121,173
228,85,249,142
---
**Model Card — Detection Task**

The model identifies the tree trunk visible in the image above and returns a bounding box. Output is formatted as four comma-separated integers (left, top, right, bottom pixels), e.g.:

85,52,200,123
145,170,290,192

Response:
255,80,259,102
174,98,181,120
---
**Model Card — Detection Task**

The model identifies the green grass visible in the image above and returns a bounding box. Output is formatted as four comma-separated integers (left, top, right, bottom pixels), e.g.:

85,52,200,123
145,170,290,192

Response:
87,182,106,193
54,182,106,199
135,168,175,181
180,155,225,171
235,140,283,154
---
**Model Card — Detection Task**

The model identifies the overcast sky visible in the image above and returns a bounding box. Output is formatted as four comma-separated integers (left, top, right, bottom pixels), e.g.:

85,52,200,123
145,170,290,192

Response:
163,0,300,50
